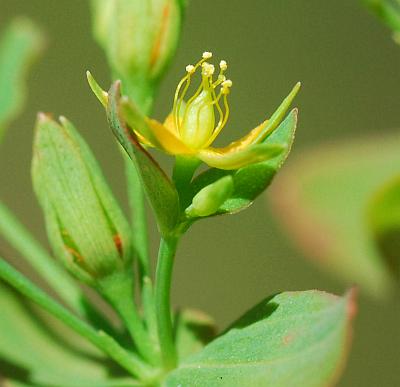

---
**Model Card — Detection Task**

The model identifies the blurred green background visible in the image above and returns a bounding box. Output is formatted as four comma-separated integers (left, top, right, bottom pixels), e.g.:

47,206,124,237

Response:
1,0,399,385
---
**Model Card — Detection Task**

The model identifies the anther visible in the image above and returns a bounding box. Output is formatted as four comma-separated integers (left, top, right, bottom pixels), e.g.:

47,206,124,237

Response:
202,51,213,59
202,63,215,77
219,60,228,71
222,79,233,94
186,64,195,73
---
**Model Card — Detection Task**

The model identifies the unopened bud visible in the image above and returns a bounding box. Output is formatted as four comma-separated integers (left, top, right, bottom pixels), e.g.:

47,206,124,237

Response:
185,176,234,218
91,0,183,89
32,114,133,285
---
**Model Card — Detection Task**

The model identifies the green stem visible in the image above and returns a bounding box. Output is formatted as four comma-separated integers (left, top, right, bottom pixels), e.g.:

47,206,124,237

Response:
142,276,159,348
98,270,159,365
155,236,178,370
0,257,153,381
0,200,84,314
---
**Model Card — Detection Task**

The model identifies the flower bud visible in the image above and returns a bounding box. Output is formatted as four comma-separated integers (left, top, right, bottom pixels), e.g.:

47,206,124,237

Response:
32,114,133,285
185,176,234,218
91,0,183,101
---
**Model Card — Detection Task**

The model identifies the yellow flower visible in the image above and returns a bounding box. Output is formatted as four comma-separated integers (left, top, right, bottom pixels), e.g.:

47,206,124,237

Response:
88,52,300,170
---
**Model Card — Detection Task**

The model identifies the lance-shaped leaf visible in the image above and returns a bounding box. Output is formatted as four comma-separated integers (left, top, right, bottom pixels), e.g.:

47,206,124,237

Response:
368,175,400,279
363,0,400,38
107,81,180,235
270,132,400,297
0,281,139,386
32,114,133,285
0,18,44,139
165,289,356,387
190,108,297,215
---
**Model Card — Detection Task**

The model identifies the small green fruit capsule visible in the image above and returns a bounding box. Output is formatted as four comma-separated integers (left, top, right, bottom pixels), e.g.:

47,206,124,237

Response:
186,175,234,218
32,114,133,285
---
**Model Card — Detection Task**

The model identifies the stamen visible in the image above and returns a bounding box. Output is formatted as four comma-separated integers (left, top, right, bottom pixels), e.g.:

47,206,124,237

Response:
173,73,192,131
213,60,228,88
173,55,214,132
183,63,215,122
186,64,195,73
221,92,230,128
203,83,232,147
221,79,233,94
201,62,215,77
174,52,233,148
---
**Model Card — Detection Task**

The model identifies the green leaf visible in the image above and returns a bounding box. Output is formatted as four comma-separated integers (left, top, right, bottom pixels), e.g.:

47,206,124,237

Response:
0,17,44,139
368,175,400,278
165,290,355,387
0,257,152,380
0,280,137,386
190,109,298,215
0,200,86,315
174,309,216,362
363,0,400,34
107,81,180,235
270,133,400,296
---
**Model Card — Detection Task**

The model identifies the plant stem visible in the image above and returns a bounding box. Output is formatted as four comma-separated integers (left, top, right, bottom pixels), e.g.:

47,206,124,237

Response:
155,236,178,370
98,270,158,365
0,200,84,314
0,257,154,381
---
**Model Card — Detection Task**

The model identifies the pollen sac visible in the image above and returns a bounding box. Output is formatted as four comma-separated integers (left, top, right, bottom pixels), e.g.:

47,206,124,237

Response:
32,114,133,285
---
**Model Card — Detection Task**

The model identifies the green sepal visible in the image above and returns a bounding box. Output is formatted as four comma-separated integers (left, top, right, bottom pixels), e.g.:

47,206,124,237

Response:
0,17,44,140
252,82,300,144
368,175,400,279
185,176,233,218
107,81,180,236
190,108,298,215
165,289,356,387
32,114,133,284
87,70,108,107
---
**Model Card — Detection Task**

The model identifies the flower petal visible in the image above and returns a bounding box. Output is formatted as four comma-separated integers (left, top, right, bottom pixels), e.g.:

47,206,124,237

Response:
146,118,193,155
218,82,300,152
121,97,192,154
198,143,286,170
163,112,181,137
163,101,187,137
